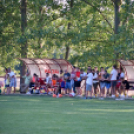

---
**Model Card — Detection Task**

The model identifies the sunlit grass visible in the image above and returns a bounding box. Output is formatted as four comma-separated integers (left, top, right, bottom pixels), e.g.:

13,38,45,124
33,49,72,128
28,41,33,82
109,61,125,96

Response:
0,96,134,134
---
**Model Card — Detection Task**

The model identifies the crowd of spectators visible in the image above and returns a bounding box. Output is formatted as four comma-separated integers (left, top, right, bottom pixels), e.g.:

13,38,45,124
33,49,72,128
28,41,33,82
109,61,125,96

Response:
1,65,130,99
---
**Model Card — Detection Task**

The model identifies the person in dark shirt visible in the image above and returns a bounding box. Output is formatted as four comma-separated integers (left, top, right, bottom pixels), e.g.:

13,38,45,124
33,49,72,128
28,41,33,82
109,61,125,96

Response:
120,78,130,98
103,70,111,96
117,68,121,80
64,70,72,94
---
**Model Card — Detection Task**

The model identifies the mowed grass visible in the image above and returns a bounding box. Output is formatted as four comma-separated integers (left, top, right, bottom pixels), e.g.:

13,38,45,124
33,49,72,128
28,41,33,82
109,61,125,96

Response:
0,96,134,134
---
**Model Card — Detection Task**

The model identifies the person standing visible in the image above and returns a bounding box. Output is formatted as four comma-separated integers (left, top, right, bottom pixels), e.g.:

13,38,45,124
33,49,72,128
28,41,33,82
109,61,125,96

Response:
64,70,72,94
103,70,111,96
58,70,64,94
80,69,87,79
85,68,93,99
20,72,32,93
80,69,87,96
110,65,118,98
8,68,17,94
93,67,99,97
74,67,81,96
5,74,10,94
99,67,105,99
120,68,125,79
71,68,76,93
3,68,8,94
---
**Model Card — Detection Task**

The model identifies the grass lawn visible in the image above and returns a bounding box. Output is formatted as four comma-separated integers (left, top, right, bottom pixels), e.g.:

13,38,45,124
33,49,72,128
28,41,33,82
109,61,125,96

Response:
0,95,134,134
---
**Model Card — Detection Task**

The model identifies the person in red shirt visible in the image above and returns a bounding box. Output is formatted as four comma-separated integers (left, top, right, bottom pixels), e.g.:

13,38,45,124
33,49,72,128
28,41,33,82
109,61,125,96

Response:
74,67,81,96
76,69,80,78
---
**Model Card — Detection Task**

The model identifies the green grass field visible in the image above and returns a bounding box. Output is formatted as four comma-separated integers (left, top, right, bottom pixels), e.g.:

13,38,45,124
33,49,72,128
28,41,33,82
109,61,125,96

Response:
0,95,134,134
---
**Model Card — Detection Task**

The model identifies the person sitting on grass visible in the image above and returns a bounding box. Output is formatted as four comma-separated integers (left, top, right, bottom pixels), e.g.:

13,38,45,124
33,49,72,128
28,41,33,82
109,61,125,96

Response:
83,68,93,99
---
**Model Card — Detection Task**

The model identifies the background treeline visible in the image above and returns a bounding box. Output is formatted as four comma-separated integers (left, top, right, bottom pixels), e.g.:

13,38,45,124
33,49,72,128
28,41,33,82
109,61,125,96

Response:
0,0,133,75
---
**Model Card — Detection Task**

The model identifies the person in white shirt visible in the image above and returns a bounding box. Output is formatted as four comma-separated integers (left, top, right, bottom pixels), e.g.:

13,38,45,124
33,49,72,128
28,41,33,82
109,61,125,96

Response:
20,72,32,93
46,73,50,84
85,68,93,99
80,69,87,96
120,68,125,79
45,73,52,92
80,69,87,79
110,65,118,98
8,68,17,94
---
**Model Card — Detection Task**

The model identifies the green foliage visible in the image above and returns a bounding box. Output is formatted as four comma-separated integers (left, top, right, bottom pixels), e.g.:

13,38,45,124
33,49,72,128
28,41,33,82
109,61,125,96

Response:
0,0,134,74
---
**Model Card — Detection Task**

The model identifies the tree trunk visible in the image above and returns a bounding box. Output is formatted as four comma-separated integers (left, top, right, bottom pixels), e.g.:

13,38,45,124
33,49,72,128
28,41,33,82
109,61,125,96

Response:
65,46,70,60
20,0,27,93
37,6,43,58
113,0,121,64
114,0,121,34
65,0,74,60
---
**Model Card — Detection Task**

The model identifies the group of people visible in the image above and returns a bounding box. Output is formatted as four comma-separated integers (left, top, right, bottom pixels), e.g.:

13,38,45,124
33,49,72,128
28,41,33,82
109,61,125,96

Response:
83,65,129,99
59,65,129,99
20,65,129,100
2,65,129,100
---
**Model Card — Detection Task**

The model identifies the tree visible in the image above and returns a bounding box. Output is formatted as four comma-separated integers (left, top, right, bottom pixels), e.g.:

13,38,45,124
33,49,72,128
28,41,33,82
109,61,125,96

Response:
20,0,27,91
65,0,74,60
0,0,133,76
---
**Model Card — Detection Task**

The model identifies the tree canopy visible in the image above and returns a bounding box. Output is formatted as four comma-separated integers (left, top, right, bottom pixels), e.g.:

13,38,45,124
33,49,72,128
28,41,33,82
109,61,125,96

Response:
0,0,133,74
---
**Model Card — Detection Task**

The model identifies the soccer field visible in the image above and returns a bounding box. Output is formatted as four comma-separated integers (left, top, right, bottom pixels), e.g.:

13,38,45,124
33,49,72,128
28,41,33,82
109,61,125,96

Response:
0,96,134,134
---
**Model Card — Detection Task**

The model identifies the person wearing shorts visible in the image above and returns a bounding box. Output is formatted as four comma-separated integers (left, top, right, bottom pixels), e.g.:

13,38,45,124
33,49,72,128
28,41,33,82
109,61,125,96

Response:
21,72,32,93
110,65,118,98
8,68,17,94
64,70,72,94
103,70,111,96
85,68,93,99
